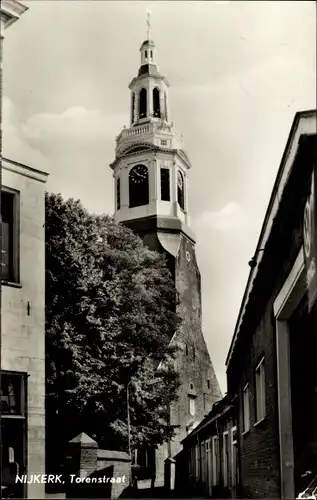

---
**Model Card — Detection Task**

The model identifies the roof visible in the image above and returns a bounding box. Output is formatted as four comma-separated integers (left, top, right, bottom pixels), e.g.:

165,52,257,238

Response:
97,449,131,462
225,110,317,367
181,395,233,445
2,157,49,183
138,63,160,77
1,0,28,29
69,432,97,447
140,39,155,48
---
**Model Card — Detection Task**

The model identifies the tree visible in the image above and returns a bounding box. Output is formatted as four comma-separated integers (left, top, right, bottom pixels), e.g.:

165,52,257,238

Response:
45,193,181,469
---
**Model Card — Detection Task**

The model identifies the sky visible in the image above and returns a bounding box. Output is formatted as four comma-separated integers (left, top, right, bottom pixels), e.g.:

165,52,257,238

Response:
3,0,316,393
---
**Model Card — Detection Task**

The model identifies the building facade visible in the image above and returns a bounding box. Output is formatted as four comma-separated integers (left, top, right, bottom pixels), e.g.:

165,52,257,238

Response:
109,28,222,487
1,157,48,498
177,110,317,500
178,394,238,499
226,110,316,499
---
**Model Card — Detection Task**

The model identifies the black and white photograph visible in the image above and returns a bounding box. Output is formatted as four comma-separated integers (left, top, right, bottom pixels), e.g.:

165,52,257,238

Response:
0,1,316,499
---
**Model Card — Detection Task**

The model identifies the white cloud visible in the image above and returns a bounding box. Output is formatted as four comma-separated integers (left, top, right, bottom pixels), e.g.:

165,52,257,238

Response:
195,202,257,234
3,98,127,214
2,96,50,172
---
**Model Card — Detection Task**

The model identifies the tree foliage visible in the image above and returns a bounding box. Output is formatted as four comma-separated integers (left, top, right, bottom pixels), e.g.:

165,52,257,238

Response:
45,193,181,466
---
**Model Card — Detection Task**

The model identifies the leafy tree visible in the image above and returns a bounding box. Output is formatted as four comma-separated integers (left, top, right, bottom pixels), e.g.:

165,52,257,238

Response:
45,193,181,470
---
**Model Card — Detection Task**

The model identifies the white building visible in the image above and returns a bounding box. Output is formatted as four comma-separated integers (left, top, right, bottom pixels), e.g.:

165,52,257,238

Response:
1,2,49,498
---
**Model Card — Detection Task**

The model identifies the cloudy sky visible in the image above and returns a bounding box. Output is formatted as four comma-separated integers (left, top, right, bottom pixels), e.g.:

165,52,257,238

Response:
3,0,316,392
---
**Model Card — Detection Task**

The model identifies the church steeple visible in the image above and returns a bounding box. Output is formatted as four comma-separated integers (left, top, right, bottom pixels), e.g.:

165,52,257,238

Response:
129,14,170,127
108,19,222,489
110,15,193,234
139,12,158,68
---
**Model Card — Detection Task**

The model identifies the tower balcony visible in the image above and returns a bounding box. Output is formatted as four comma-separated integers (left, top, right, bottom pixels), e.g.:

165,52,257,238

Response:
115,121,184,156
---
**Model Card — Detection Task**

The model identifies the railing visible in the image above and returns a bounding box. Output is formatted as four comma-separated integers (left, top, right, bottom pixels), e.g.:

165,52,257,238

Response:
115,121,184,152
116,122,174,141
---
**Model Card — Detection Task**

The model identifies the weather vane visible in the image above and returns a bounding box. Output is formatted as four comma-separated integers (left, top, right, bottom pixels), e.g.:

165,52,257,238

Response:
146,10,152,40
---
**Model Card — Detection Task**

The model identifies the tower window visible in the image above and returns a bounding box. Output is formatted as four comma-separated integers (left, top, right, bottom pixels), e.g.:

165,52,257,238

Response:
207,379,210,389
116,178,121,210
150,50,153,59
153,88,161,118
177,171,185,211
188,396,196,416
129,164,149,208
193,346,196,359
139,88,147,119
164,92,168,121
160,168,170,201
131,92,135,124
145,50,148,59
185,344,188,356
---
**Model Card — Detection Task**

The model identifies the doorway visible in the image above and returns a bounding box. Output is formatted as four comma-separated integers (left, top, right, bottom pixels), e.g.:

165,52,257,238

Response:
288,299,317,497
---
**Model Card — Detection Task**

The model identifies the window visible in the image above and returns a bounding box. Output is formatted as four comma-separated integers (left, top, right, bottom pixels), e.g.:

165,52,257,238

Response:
201,441,206,484
1,372,27,499
129,164,149,208
145,50,148,59
188,396,196,416
223,431,229,487
139,88,147,119
193,346,195,359
160,168,170,201
1,189,19,283
195,445,199,479
160,140,167,146
177,170,185,210
212,436,219,486
135,447,155,478
231,427,238,489
243,383,250,432
164,92,168,121
185,344,188,356
131,92,135,123
255,357,266,422
116,178,121,210
207,379,210,389
153,88,161,118
150,50,153,59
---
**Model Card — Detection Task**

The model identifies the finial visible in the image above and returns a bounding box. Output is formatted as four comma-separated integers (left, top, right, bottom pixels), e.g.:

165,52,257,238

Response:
146,10,152,40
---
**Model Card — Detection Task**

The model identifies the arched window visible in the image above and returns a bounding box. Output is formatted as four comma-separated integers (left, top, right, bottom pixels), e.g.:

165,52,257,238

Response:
139,88,147,119
153,88,161,118
131,92,135,124
164,92,168,121
129,164,149,208
177,170,185,210
116,178,121,210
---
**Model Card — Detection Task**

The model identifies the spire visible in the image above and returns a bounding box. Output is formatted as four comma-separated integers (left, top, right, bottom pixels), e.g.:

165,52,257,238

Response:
146,10,151,41
139,11,157,69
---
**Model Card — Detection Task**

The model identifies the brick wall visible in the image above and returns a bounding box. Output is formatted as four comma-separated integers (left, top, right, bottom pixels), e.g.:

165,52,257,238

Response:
226,134,316,499
142,230,222,487
2,161,47,498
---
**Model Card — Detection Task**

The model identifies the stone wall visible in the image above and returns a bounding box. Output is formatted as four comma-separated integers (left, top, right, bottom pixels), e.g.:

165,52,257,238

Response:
65,433,131,499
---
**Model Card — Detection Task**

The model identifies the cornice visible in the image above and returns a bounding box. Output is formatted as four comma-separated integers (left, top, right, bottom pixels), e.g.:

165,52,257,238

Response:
1,0,28,29
2,157,49,183
110,144,191,171
129,73,170,89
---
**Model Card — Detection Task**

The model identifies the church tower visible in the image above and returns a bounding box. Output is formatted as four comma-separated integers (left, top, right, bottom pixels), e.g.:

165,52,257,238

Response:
110,16,222,487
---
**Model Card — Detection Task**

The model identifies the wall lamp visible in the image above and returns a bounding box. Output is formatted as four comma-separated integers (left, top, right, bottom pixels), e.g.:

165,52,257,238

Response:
248,248,265,268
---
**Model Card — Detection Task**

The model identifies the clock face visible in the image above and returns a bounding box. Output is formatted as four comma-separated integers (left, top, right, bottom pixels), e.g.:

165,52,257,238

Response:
130,164,148,184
